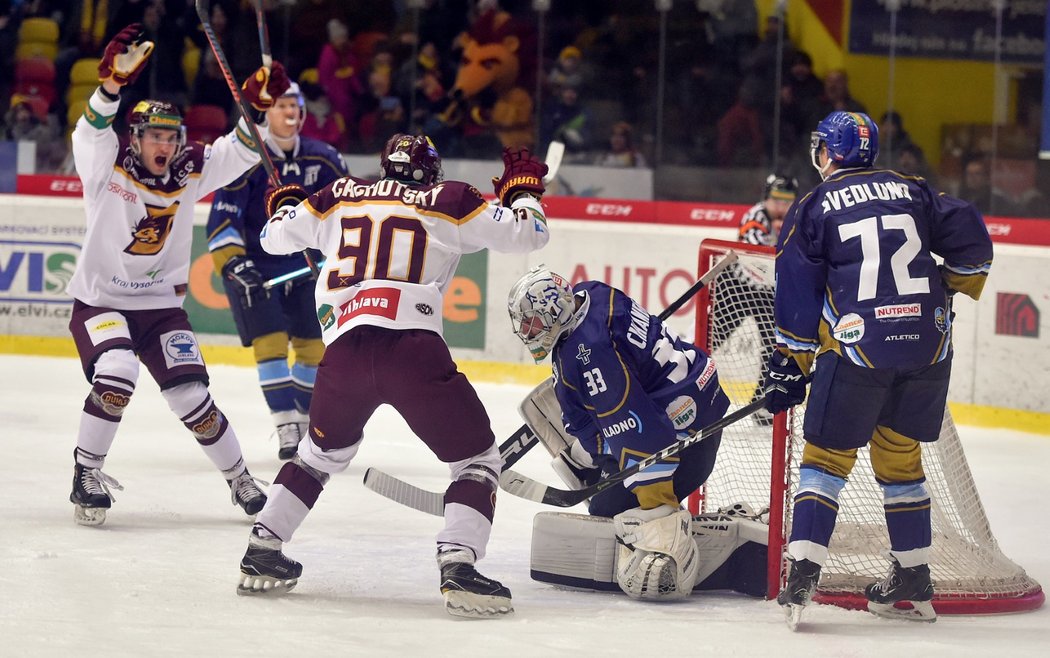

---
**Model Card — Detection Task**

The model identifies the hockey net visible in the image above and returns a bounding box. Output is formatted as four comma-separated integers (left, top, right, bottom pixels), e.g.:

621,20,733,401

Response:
692,238,1043,614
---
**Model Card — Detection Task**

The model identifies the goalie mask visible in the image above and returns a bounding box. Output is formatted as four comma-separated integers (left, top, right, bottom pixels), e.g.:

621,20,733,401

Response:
508,266,577,363
810,110,878,179
380,133,442,185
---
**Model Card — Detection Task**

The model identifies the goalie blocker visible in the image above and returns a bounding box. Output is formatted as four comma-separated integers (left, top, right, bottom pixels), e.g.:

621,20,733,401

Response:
530,507,769,598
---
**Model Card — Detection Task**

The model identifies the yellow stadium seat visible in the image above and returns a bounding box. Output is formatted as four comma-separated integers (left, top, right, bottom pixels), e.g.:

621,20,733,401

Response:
18,17,60,46
70,58,102,86
66,83,96,107
16,41,59,62
298,68,319,85
67,99,87,128
183,46,201,89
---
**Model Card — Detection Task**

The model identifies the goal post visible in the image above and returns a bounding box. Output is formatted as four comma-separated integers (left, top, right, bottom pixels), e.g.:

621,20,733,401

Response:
692,238,1044,614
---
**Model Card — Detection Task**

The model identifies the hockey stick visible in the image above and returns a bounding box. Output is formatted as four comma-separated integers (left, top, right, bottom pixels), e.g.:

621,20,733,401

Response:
498,398,767,508
195,0,319,277
542,140,564,184
362,251,741,515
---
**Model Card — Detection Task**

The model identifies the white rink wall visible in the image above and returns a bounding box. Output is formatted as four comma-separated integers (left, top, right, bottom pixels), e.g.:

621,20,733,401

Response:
1,194,1048,415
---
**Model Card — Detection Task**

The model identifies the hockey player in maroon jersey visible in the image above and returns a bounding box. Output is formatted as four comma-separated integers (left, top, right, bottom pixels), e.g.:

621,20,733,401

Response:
764,111,993,626
235,135,550,618
65,24,290,526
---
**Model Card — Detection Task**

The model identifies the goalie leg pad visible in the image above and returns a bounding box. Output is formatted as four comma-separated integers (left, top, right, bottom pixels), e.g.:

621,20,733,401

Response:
530,510,769,596
613,505,701,600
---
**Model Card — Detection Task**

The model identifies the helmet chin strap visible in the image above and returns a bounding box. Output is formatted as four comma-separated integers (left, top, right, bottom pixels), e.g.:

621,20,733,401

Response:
810,143,834,181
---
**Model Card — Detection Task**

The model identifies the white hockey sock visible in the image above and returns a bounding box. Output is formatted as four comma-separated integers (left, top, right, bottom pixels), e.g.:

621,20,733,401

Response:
75,413,120,468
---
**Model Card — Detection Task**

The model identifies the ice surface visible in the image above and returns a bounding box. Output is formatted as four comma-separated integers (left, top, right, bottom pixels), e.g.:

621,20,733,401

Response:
2,355,1047,656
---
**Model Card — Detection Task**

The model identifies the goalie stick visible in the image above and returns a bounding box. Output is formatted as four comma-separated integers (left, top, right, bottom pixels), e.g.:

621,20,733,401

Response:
542,140,564,184
195,0,319,277
498,398,767,508
362,251,741,515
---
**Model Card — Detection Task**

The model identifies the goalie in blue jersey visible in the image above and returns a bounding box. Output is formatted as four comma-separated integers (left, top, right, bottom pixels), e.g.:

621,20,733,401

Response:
509,268,732,600
763,111,993,624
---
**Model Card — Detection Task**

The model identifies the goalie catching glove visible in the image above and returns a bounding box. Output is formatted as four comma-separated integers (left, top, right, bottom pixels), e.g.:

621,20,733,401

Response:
264,183,309,219
98,23,154,86
491,147,547,206
241,61,291,113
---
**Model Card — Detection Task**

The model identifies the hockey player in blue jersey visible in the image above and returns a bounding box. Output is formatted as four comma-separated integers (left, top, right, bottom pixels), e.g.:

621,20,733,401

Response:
509,267,731,600
763,111,993,625
207,83,349,459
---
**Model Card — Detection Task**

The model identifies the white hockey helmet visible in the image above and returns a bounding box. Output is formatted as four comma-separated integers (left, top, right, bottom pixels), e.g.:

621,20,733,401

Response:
508,265,576,363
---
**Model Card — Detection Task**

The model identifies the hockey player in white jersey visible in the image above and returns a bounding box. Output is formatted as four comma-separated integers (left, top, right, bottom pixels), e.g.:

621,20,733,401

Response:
234,135,550,618
65,23,290,526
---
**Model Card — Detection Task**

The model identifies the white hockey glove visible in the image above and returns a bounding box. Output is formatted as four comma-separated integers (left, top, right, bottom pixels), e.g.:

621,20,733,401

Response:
551,440,614,489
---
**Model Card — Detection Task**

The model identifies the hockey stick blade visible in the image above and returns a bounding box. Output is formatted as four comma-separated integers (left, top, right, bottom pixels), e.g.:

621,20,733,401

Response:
499,398,768,508
362,468,444,516
542,141,565,184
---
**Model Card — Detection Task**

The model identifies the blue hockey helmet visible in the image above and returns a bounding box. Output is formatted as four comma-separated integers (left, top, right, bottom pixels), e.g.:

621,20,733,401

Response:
810,111,879,177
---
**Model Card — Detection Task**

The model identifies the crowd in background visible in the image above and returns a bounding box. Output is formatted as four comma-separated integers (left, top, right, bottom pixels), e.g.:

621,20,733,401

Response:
0,0,1044,216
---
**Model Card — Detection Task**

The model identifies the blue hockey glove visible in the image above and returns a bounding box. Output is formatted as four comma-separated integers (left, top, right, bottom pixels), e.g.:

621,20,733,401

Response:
222,255,267,309
763,351,808,414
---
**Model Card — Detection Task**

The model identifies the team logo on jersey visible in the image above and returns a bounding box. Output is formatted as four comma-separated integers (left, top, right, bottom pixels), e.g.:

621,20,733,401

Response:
665,396,697,430
601,410,643,439
124,202,180,256
317,304,336,330
576,343,591,365
415,303,434,316
161,330,203,368
337,288,400,326
875,303,921,321
934,306,951,334
832,313,865,344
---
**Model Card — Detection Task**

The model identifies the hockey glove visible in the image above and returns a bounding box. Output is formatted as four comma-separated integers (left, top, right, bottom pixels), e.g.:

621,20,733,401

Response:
241,61,291,113
222,255,267,309
551,440,617,489
763,351,808,414
491,147,547,207
264,183,309,219
98,23,154,86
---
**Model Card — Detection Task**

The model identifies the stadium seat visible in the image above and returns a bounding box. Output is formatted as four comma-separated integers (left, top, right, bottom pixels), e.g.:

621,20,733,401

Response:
70,58,101,86
14,57,57,105
67,99,87,128
15,17,61,62
10,93,51,123
298,68,319,85
183,104,229,144
182,44,201,90
66,83,96,107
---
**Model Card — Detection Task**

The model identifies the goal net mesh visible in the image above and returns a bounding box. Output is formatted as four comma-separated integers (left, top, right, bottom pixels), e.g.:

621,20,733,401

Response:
694,239,1042,612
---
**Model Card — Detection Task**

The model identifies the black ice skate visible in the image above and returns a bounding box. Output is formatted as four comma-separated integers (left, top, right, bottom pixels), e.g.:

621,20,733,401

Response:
865,558,936,622
70,462,123,527
228,471,267,516
777,558,821,631
438,552,513,618
237,530,302,596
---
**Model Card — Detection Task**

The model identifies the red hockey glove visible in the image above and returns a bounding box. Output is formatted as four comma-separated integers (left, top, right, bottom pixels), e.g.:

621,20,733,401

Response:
265,183,309,218
98,23,154,86
241,61,291,112
491,147,547,206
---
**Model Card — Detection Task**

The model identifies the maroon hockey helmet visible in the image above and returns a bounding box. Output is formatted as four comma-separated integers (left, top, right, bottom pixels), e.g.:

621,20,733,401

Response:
380,133,442,185
128,99,186,156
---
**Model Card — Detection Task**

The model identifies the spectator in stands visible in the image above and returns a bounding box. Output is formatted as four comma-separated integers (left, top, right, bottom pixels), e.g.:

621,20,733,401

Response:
357,65,405,152
957,154,1016,216
318,17,365,149
299,80,346,151
288,0,346,78
4,94,65,171
540,83,590,160
123,2,188,111
895,142,935,186
547,45,589,94
594,121,645,168
878,110,916,169
816,69,867,118
716,79,765,167
192,49,233,112
395,40,449,134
